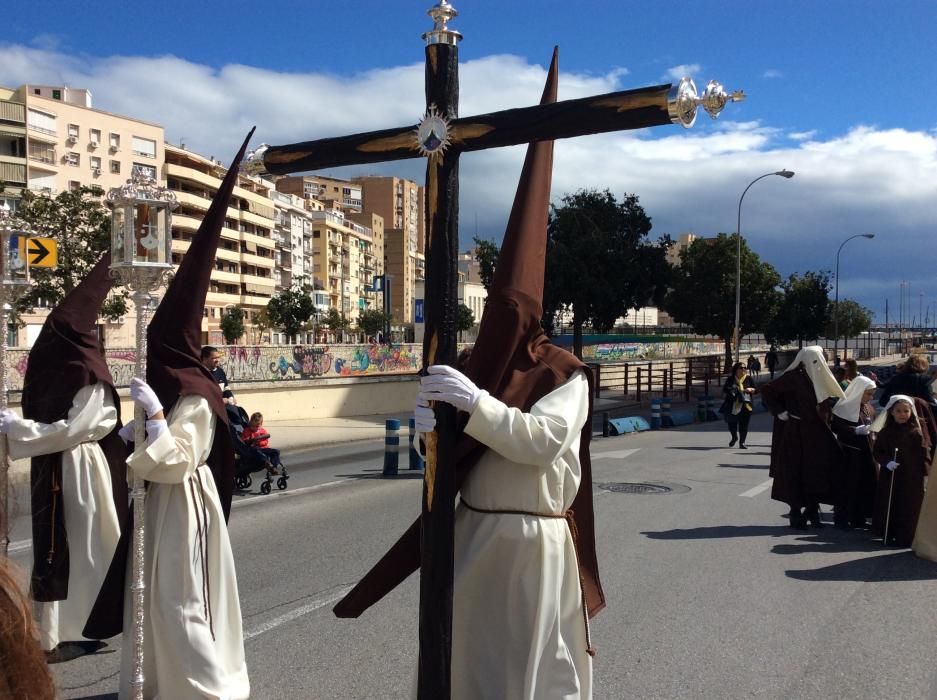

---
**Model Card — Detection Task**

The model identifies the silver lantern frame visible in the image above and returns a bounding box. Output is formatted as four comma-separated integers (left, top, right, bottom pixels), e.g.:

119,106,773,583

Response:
105,166,177,700
0,203,33,558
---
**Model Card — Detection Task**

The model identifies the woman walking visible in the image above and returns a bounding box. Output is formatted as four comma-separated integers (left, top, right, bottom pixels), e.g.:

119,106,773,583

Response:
719,362,756,449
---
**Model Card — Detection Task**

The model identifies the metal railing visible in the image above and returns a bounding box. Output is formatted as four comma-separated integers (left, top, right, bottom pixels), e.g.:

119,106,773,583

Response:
588,354,725,403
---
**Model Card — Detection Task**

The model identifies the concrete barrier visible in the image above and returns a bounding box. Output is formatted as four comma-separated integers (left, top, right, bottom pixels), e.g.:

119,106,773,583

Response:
607,417,651,435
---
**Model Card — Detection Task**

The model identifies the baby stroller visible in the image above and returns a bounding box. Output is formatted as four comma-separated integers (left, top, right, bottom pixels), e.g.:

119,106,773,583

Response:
229,405,289,495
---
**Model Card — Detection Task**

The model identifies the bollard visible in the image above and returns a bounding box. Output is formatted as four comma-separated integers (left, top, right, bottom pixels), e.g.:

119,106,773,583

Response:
706,396,718,421
602,411,610,438
382,418,400,476
650,397,662,430
661,396,673,428
408,417,424,470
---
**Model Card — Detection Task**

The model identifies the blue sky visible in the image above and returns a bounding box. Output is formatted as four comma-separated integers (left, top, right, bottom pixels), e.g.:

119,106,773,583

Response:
4,1,937,322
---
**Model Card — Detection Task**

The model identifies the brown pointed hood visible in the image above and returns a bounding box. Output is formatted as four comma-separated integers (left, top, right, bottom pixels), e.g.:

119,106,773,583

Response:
22,252,116,423
22,252,128,603
334,49,606,625
146,127,254,518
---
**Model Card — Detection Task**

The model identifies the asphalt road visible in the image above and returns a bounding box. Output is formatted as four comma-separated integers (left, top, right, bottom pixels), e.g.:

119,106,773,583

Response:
10,413,937,699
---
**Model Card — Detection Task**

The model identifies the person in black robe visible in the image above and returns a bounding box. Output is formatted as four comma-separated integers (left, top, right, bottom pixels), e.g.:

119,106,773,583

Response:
760,346,845,529
830,375,877,529
871,395,929,546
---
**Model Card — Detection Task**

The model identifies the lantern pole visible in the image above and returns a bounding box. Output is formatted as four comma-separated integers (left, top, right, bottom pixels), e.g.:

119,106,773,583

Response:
0,203,32,559
105,167,176,700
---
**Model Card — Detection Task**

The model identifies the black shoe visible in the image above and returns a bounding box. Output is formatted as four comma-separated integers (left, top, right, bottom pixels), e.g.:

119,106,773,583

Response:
739,443,747,449
805,506,824,529
790,513,808,530
729,438,737,447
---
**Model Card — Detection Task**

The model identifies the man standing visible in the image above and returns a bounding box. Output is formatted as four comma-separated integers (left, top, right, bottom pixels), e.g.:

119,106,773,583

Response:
765,347,779,380
201,345,235,405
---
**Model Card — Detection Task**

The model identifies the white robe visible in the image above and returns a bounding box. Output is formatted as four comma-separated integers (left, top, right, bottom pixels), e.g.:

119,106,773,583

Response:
7,381,120,651
453,369,592,700
119,395,249,700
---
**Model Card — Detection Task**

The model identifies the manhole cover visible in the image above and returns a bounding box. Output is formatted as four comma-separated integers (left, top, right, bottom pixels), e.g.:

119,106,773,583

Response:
596,482,673,495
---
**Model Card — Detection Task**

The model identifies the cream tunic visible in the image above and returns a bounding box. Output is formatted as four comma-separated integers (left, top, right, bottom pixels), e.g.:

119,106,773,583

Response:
453,369,591,700
912,476,937,562
7,382,120,651
119,395,249,700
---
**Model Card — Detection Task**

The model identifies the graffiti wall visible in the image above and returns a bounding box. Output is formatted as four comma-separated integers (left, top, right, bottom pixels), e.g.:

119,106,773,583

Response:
583,340,728,361
3,343,425,392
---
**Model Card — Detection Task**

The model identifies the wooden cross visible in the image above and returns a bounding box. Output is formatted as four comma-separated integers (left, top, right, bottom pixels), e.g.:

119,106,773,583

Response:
245,3,741,696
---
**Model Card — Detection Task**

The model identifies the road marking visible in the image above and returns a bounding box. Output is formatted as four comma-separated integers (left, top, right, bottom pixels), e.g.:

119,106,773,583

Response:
592,448,641,461
8,539,31,554
244,585,354,641
739,478,773,498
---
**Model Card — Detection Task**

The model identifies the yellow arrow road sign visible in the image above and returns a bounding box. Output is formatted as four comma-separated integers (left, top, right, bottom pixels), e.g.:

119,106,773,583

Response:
18,237,58,268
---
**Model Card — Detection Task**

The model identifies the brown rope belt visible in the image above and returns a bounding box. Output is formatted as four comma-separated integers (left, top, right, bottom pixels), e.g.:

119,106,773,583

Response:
189,467,215,640
459,497,596,657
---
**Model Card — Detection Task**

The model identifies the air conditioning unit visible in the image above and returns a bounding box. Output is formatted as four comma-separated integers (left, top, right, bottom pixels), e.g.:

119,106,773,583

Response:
109,145,119,153
89,141,98,149
108,316,126,324
66,134,77,144
92,167,101,176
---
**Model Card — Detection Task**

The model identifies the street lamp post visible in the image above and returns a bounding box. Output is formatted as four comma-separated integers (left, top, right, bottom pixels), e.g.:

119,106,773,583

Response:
734,169,794,364
833,233,875,363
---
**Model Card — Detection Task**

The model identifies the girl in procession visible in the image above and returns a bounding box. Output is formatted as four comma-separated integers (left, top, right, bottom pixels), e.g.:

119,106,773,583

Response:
871,395,929,547
830,375,878,529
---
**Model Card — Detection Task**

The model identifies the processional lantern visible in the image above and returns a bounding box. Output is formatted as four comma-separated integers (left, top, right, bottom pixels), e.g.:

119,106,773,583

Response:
104,165,176,700
0,202,33,558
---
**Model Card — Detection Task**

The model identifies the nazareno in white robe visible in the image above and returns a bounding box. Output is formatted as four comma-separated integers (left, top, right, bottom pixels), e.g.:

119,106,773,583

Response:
6,381,120,651
452,368,592,700
119,394,249,700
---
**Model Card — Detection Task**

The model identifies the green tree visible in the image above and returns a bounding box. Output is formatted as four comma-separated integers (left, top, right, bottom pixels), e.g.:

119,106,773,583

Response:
826,298,873,343
472,237,499,292
10,186,128,320
323,307,351,337
219,306,245,344
267,285,315,341
457,302,475,340
357,308,391,338
664,233,782,370
766,271,831,348
545,189,670,359
252,307,272,344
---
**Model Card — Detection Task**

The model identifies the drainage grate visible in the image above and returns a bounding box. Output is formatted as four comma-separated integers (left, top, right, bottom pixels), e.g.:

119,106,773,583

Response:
596,482,682,495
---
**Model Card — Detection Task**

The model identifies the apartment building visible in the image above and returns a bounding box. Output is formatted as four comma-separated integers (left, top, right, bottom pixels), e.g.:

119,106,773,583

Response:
6,84,164,202
277,174,362,212
353,176,425,324
0,88,26,211
164,144,276,344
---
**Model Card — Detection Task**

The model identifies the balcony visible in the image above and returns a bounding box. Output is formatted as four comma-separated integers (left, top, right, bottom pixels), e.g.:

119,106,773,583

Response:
0,160,26,185
0,102,25,125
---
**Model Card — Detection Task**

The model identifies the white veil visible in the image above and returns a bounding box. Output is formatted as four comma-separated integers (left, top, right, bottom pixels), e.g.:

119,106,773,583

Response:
832,375,877,423
783,346,846,403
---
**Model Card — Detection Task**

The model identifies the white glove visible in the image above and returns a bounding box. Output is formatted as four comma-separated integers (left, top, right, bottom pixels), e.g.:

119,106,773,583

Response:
777,411,790,421
0,408,17,434
118,420,136,444
420,365,483,414
854,424,871,436
145,419,170,444
414,393,436,433
130,378,163,418
885,460,899,472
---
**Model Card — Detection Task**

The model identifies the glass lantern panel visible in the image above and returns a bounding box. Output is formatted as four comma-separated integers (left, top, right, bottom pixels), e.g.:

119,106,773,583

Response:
111,206,127,264
0,233,30,286
132,203,169,264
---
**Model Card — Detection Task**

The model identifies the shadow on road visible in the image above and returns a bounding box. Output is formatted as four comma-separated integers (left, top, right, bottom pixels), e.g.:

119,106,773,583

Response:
334,468,424,480
785,551,937,582
642,525,795,540
715,462,769,470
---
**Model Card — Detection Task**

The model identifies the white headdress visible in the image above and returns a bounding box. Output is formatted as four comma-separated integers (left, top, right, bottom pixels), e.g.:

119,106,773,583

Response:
831,375,877,423
783,345,846,403
870,394,919,434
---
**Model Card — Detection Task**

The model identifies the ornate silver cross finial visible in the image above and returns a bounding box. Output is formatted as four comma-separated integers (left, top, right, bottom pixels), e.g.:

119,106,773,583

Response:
423,1,462,45
667,77,746,128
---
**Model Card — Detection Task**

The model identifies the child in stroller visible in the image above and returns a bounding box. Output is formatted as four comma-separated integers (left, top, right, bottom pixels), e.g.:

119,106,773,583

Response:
229,406,289,494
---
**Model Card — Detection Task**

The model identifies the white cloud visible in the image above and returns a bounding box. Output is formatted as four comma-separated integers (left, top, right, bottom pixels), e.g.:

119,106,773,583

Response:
762,69,784,79
0,45,932,319
664,64,702,82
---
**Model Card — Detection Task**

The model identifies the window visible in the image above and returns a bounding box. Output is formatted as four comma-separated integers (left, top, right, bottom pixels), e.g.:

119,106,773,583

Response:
89,128,101,146
68,180,81,192
109,133,120,149
26,108,56,135
131,136,156,158
110,160,120,174
90,156,101,172
132,162,156,179
67,123,79,140
65,152,80,167
51,89,61,100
